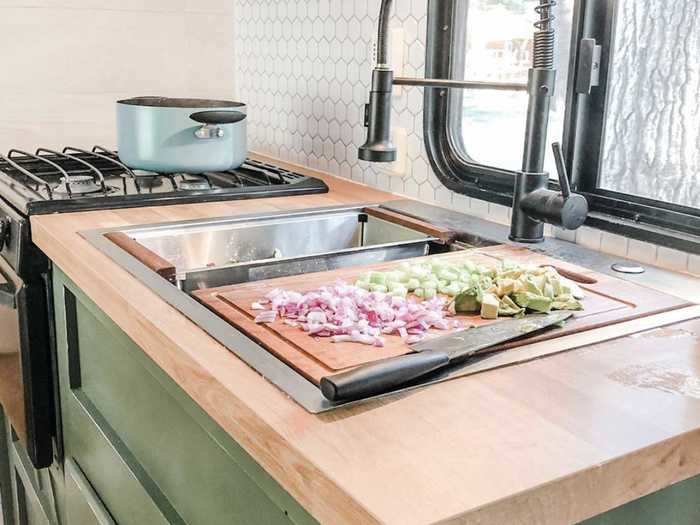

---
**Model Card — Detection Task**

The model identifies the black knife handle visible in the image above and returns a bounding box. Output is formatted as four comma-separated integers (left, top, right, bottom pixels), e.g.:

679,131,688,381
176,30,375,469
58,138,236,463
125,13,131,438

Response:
320,350,450,402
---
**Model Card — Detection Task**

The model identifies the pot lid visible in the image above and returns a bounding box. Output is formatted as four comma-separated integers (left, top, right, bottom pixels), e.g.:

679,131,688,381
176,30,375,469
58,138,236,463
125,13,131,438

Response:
117,97,245,108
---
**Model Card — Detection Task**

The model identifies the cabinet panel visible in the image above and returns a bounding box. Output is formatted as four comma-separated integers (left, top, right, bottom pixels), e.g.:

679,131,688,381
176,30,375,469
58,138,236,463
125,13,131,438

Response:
53,269,317,525
64,459,115,525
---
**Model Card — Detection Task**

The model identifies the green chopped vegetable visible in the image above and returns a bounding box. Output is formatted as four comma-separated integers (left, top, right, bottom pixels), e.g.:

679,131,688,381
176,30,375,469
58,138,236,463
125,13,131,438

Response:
355,280,372,291
423,288,437,299
480,292,500,320
552,296,584,311
514,292,553,313
390,286,408,298
451,288,480,313
498,295,524,317
406,278,421,291
370,272,386,285
356,257,584,318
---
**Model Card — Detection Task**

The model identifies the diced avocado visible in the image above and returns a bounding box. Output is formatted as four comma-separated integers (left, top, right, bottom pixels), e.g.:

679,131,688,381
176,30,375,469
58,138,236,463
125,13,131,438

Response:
480,292,500,320
452,288,480,313
543,282,555,299
549,275,563,297
513,292,553,313
498,295,524,317
552,297,584,311
496,278,515,297
526,275,546,295
370,284,388,293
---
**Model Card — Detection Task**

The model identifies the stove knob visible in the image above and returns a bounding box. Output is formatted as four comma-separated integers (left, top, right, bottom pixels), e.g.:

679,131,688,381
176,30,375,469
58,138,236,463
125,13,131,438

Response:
0,218,10,251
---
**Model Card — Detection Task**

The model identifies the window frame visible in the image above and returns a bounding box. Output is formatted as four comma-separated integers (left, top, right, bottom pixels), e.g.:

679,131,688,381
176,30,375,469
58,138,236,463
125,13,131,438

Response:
423,0,700,254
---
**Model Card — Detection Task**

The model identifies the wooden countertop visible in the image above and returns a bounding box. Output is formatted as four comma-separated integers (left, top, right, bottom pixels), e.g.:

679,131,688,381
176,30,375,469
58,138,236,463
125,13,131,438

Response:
31,156,700,525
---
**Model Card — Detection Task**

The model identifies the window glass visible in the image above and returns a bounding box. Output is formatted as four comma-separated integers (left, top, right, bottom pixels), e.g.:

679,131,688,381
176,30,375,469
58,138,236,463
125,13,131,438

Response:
455,0,573,175
599,0,699,208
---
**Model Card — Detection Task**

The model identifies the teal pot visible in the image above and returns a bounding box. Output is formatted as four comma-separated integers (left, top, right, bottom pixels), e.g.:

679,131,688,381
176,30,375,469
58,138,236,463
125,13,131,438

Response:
117,97,247,173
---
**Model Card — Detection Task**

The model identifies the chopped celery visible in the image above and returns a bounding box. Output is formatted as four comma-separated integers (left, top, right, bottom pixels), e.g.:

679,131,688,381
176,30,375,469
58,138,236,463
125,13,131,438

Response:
406,278,421,291
370,272,386,285
390,286,408,298
355,280,372,291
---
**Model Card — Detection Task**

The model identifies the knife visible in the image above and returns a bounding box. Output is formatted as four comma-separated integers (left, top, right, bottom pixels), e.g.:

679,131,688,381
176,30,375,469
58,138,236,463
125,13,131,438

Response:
320,311,573,402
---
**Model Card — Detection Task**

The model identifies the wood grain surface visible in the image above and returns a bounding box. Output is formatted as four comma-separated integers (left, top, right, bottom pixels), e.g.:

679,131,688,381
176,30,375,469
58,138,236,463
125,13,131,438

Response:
28,153,700,525
193,246,687,383
104,231,176,281
362,206,456,243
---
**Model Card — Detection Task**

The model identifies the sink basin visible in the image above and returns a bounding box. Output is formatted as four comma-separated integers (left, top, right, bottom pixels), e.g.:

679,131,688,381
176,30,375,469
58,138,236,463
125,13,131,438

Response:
122,207,453,291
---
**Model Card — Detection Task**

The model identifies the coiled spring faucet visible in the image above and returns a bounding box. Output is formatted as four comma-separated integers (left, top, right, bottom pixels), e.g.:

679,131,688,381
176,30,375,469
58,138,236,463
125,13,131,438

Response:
511,0,588,242
359,0,588,243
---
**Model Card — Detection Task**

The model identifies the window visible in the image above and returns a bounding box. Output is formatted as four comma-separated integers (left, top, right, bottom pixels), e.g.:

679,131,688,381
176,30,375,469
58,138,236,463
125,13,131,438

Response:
598,0,699,209
424,0,699,251
456,0,573,175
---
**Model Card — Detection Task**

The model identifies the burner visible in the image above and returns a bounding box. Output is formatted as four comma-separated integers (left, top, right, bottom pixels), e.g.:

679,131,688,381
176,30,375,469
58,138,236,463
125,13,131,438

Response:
130,170,164,189
131,169,159,177
53,175,103,195
178,175,211,191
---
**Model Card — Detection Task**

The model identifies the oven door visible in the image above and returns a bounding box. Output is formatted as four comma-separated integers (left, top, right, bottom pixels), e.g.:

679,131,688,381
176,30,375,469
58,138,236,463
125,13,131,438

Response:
0,257,54,468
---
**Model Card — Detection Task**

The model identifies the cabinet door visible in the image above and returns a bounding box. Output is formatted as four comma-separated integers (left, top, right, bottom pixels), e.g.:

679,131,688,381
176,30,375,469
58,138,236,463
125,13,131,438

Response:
0,406,15,525
64,459,115,525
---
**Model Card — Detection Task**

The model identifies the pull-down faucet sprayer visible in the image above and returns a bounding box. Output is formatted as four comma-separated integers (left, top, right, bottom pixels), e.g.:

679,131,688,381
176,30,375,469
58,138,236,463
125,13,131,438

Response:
359,0,588,243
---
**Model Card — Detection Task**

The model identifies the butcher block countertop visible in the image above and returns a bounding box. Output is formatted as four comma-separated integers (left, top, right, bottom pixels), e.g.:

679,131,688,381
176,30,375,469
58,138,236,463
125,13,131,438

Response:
30,156,700,525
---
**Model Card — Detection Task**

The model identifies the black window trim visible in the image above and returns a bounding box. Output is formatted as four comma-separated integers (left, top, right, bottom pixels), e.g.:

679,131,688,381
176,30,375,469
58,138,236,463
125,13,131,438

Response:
423,0,700,255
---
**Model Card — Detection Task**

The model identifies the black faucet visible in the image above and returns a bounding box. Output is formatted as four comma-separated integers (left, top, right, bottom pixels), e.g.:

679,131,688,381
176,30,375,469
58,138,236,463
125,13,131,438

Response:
359,0,588,243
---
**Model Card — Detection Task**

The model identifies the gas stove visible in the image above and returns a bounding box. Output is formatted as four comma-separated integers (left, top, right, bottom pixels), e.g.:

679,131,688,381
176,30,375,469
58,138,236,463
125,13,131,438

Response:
0,144,327,469
0,146,328,216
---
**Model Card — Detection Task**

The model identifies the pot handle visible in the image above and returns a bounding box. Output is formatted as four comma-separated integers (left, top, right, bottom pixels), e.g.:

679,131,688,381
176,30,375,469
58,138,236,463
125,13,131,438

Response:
190,111,247,125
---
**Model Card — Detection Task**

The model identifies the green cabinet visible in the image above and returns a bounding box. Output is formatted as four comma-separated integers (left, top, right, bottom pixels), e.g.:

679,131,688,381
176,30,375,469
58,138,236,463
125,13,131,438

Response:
0,407,61,525
63,459,115,525
51,268,317,525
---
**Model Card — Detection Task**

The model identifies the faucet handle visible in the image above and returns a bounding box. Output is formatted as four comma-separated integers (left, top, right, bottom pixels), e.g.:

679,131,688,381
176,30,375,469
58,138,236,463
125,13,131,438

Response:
551,142,571,198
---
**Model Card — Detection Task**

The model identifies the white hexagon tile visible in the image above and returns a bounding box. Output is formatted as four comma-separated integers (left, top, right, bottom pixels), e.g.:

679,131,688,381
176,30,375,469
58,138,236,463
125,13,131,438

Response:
233,0,443,203
232,0,697,275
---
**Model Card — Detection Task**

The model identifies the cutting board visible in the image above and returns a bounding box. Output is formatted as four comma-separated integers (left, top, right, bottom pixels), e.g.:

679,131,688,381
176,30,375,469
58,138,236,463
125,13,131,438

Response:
193,245,689,384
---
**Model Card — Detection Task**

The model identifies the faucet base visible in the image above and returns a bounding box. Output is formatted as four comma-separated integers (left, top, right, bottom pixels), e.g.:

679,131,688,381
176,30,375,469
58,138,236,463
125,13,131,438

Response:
509,171,549,243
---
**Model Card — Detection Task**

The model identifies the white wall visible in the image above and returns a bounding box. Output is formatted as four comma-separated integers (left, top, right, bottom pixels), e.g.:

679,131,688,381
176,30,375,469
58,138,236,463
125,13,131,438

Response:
0,0,236,150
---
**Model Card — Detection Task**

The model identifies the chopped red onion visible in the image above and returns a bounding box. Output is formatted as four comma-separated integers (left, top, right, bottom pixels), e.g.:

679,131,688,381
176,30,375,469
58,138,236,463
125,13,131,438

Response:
255,281,452,346
254,310,277,324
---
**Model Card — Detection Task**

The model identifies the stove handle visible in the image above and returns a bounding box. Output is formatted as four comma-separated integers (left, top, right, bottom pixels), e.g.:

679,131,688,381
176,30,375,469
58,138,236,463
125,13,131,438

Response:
190,111,247,140
0,258,18,308
0,217,10,252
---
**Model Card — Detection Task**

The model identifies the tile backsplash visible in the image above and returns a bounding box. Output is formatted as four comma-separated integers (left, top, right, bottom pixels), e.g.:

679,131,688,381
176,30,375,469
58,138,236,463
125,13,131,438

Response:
233,0,697,276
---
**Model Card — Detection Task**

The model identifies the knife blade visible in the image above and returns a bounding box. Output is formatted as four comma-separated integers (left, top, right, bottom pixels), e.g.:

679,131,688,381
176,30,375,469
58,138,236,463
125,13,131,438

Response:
320,311,573,402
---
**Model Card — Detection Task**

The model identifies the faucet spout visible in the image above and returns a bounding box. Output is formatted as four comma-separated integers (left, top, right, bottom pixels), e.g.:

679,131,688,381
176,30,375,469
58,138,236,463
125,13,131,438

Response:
510,0,588,242
358,0,397,163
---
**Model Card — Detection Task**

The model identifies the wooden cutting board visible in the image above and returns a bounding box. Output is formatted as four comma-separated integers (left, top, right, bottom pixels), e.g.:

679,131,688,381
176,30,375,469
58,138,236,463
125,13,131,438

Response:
193,245,689,384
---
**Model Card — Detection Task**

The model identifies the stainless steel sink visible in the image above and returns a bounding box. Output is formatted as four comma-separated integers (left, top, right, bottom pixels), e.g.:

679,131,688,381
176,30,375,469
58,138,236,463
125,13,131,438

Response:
120,207,452,291
81,204,495,413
